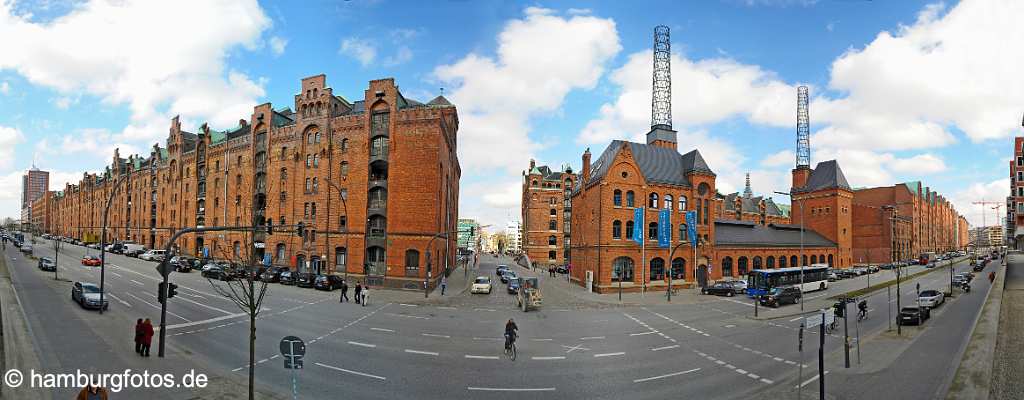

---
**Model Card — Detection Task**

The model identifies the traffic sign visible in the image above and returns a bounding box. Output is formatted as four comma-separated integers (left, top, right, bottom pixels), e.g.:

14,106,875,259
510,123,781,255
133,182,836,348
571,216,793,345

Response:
156,261,173,277
280,336,306,357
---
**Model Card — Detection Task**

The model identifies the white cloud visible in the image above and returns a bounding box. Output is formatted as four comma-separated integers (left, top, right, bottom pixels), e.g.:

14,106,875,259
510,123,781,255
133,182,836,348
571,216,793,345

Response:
269,36,287,56
339,37,377,66
389,28,421,41
0,0,272,144
0,81,9,94
383,46,412,67
950,178,1009,227
761,149,795,167
826,21,836,32
435,7,621,173
53,95,77,109
888,153,947,174
0,170,22,201
0,126,25,170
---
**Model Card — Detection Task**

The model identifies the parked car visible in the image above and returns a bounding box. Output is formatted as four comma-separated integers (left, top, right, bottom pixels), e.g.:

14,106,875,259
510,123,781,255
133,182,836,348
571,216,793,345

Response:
19,244,32,254
471,276,493,294
201,266,232,281
897,306,930,326
500,270,518,284
827,272,839,281
725,280,748,293
38,257,56,272
294,273,316,288
169,256,197,272
702,281,744,297
314,275,344,291
122,243,146,257
917,290,945,308
71,281,109,310
279,270,295,285
867,265,880,273
973,263,985,272
952,275,966,287
496,265,510,276
507,277,521,294
260,267,288,283
139,250,167,261
759,286,802,307
555,265,568,274
81,255,101,266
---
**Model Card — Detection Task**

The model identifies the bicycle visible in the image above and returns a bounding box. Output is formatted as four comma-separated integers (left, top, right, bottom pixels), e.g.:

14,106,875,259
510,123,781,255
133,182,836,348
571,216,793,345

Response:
504,333,517,361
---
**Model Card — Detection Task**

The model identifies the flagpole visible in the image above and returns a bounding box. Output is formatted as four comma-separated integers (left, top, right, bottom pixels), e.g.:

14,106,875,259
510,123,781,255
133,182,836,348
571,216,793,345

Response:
641,206,646,298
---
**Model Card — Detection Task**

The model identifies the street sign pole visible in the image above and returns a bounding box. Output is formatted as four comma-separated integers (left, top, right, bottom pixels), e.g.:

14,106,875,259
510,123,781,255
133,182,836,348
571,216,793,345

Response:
819,313,825,400
798,323,804,400
887,286,892,332
843,299,850,368
856,307,861,365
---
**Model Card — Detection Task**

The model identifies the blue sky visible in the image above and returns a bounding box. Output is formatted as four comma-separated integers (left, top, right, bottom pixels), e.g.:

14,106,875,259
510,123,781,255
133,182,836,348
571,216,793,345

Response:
0,0,1020,229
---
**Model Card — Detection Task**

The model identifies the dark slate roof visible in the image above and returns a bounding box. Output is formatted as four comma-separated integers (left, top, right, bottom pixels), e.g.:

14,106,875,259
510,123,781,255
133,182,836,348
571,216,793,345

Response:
351,100,366,114
586,140,715,190
428,95,452,106
721,193,785,216
714,220,837,248
794,160,851,193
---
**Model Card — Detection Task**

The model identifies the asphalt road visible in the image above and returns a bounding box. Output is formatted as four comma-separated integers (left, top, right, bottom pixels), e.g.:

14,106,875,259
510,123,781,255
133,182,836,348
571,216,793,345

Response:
2,237,991,400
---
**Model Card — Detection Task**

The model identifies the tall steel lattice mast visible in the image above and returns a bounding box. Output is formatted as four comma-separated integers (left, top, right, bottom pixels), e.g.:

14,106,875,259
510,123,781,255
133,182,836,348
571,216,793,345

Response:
651,25,672,129
796,85,810,168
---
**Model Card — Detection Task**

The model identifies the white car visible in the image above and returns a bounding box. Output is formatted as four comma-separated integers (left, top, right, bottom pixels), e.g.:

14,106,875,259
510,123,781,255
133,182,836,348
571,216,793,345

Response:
918,289,945,309
471,276,492,294
139,249,167,261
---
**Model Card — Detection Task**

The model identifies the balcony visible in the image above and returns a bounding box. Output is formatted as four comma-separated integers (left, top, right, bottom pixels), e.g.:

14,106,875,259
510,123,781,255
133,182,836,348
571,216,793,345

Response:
369,147,389,163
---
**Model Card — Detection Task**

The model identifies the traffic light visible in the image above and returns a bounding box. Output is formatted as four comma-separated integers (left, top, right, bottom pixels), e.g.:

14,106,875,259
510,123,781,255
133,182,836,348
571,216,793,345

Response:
267,220,273,235
296,221,305,237
834,302,845,318
167,283,178,299
158,282,167,304
469,226,475,236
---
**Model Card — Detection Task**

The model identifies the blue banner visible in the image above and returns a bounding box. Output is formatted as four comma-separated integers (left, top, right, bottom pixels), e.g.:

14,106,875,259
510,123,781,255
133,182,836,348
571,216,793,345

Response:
658,208,671,248
263,253,272,266
632,207,645,244
685,211,698,248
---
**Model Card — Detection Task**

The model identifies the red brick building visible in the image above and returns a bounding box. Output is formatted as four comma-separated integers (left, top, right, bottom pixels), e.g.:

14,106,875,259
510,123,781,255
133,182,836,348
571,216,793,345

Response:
47,75,460,289
790,160,855,268
716,174,791,226
851,182,966,264
521,160,576,269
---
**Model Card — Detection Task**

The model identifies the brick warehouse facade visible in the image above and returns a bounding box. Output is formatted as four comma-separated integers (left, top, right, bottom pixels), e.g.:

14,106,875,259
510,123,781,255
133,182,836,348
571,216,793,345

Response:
43,75,460,289
521,160,576,270
851,182,967,264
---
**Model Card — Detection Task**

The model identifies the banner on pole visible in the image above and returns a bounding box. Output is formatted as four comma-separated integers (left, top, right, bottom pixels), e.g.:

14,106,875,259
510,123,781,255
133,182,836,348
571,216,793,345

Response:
685,211,698,248
632,207,645,244
658,208,671,248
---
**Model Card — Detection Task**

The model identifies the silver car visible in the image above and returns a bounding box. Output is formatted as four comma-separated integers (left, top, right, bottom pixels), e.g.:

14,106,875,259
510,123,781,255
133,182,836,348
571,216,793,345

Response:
918,289,944,309
71,282,109,310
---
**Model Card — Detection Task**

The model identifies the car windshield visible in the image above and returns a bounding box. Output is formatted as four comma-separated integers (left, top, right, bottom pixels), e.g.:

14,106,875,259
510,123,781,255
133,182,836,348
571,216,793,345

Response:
475,278,489,284
770,288,783,295
920,290,938,297
81,284,100,293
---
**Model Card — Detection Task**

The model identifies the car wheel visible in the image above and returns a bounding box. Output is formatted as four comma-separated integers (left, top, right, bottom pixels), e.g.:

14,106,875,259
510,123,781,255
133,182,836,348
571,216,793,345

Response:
726,291,734,297
820,282,825,290
794,296,800,304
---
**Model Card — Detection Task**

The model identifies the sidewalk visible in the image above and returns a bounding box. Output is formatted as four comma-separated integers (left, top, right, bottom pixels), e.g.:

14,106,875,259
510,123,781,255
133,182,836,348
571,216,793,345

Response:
947,254,1006,399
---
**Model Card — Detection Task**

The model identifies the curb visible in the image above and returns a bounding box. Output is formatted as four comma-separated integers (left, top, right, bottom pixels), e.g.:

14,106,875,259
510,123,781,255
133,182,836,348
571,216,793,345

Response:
946,257,1005,400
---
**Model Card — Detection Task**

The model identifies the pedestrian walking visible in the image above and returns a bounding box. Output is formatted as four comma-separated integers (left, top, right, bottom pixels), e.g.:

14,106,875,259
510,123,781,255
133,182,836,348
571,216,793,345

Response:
340,280,349,303
134,318,144,355
76,384,109,400
354,282,362,304
361,284,369,307
140,318,154,357
440,276,447,296
989,271,996,283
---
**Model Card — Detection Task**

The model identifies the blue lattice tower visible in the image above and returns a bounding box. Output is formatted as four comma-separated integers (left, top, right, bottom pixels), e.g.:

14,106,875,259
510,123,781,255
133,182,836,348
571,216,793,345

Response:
651,25,672,129
796,85,810,168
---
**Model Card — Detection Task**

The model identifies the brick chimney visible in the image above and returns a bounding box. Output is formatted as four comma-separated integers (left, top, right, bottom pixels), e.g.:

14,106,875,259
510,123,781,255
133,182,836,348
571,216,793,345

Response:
792,166,811,191
581,148,591,182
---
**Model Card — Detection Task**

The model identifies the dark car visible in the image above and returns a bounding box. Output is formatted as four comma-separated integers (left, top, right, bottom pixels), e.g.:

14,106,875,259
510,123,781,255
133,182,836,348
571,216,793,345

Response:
496,265,510,276
279,271,295,285
260,267,288,283
314,275,344,291
973,263,985,272
295,273,316,288
507,278,521,294
702,281,743,297
555,265,568,274
201,266,233,281
38,257,57,272
759,286,802,307
170,256,197,273
897,306,930,326
500,270,517,284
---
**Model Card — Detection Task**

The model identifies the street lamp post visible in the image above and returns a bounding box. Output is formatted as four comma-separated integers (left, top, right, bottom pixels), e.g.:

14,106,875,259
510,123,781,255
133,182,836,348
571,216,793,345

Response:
52,236,61,280
324,178,350,279
883,205,900,335
775,191,806,311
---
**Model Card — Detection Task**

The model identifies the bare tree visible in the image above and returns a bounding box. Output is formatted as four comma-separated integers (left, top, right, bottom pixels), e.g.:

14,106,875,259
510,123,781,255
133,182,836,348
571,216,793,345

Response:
206,222,269,400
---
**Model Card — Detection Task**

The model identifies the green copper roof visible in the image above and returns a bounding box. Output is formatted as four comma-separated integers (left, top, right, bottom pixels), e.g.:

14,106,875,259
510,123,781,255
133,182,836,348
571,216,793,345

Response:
903,181,921,195
160,148,169,159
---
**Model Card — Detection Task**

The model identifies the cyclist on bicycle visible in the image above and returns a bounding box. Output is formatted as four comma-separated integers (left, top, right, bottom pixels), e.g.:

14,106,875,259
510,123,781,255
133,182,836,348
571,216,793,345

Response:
857,300,868,320
504,318,518,350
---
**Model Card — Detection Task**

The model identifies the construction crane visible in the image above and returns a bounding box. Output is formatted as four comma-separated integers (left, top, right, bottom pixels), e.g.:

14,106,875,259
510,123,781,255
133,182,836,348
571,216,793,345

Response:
973,200,1002,228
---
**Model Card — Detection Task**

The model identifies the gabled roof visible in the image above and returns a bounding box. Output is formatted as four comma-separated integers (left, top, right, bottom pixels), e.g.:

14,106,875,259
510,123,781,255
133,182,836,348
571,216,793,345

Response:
794,160,851,193
586,140,715,190
721,193,785,216
428,95,452,106
715,220,837,248
903,181,921,195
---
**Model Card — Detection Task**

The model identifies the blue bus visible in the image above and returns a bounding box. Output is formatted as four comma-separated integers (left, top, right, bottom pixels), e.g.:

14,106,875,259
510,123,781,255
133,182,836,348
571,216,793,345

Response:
746,265,830,297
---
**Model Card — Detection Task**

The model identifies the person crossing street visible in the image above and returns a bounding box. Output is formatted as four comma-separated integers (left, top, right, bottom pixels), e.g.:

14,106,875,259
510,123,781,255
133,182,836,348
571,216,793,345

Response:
339,280,349,303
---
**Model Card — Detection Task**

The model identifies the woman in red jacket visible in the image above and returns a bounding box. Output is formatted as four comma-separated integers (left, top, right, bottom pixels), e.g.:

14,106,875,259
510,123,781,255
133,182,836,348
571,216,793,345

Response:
141,318,154,357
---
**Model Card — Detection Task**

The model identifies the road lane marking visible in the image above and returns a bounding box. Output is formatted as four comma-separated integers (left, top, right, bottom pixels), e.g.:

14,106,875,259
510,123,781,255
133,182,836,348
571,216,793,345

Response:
386,313,429,320
633,368,701,383
790,316,805,322
131,279,145,286
594,352,625,358
630,331,657,336
316,362,386,381
651,344,679,352
106,293,132,308
422,333,451,339
348,341,376,348
473,337,503,341
370,327,394,333
126,292,191,322
736,369,748,375
464,355,499,360
405,349,439,356
532,356,565,360
797,371,829,388
398,303,418,307
474,308,497,312
530,338,553,341
164,312,247,330
438,306,457,310
467,387,555,392
580,336,605,340
110,272,123,278
174,293,235,315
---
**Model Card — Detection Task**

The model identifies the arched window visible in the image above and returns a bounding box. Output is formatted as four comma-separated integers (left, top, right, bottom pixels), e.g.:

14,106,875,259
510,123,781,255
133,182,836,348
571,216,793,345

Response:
810,255,818,264
649,193,659,208
306,154,312,167
305,178,311,192
367,216,387,237
612,220,622,239
626,191,635,207
275,243,286,262
766,256,775,269
679,195,687,211
664,194,673,209
612,257,634,282
722,257,734,277
679,224,687,241
819,254,826,265
313,154,320,167
648,222,658,240
367,246,385,264
315,132,321,143
672,258,686,279
738,256,749,276
828,254,834,267
404,249,419,274
550,209,556,216
790,256,798,268
233,241,241,260
613,189,622,206
341,162,349,177
752,256,763,271
778,256,787,268
341,138,349,152
548,220,556,230
802,255,808,267
307,133,313,144
336,247,347,270
548,236,556,246
548,251,556,260
650,258,665,281
280,168,287,182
